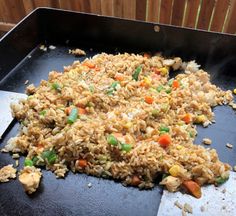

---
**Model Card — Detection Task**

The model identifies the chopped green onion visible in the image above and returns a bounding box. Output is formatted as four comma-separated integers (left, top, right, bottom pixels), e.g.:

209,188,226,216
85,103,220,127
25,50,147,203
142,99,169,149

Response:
107,89,114,95
107,81,119,95
151,109,159,117
89,85,95,93
132,65,142,81
121,143,132,152
110,81,119,89
21,120,27,126
24,159,33,167
168,78,174,86
189,131,194,138
159,126,170,133
67,108,78,124
32,156,39,165
215,176,229,185
165,88,172,94
157,85,163,92
107,134,118,146
39,110,47,116
31,156,44,166
41,149,57,164
52,82,61,91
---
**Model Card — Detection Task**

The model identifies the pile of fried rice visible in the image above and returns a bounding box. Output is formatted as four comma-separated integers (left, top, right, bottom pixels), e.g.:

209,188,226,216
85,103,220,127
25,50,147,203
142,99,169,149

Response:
5,52,233,194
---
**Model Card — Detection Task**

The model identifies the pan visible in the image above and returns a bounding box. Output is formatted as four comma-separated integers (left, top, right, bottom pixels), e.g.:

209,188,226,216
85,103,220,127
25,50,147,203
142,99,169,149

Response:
0,8,235,216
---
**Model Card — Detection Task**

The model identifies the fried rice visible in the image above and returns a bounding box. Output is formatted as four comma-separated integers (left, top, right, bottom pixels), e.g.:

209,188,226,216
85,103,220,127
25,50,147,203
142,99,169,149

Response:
5,52,234,194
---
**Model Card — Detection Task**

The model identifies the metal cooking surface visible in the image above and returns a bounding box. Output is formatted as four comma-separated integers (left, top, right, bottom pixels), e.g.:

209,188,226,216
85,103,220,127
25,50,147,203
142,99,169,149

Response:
0,8,236,216
0,45,235,216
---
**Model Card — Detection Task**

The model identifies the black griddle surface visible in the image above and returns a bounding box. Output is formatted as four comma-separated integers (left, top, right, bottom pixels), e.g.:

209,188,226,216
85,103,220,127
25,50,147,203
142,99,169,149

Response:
0,8,236,216
0,45,236,216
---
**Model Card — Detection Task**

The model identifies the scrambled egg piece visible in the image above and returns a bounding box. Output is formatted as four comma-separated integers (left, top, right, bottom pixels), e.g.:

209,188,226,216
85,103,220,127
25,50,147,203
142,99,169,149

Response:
0,164,17,183
160,176,182,192
19,166,42,194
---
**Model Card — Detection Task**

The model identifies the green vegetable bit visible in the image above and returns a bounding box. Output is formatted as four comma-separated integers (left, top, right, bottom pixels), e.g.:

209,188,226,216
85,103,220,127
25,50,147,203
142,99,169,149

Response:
107,134,118,146
156,85,163,92
168,78,174,86
107,81,119,95
21,120,27,126
165,88,172,94
67,108,78,124
24,159,33,167
39,110,47,116
159,126,170,133
215,176,229,185
52,82,62,92
110,81,119,89
189,131,194,138
41,149,57,164
32,156,39,165
107,89,114,95
151,109,159,117
132,65,142,81
89,85,95,93
121,143,132,152
31,156,44,166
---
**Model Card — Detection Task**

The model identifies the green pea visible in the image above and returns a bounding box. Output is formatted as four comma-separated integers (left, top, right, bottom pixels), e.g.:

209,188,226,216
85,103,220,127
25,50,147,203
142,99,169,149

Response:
107,135,118,146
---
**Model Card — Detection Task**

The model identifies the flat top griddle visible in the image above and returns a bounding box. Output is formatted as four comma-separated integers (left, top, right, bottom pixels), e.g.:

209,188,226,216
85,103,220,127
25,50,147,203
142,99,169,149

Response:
0,8,236,216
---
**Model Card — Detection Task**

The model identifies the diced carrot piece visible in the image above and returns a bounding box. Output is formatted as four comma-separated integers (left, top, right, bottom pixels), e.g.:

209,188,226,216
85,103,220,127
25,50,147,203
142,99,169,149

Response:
158,134,171,148
182,113,192,124
77,159,88,168
65,107,72,115
131,175,141,186
114,73,124,81
143,53,151,58
82,62,96,69
78,108,86,115
145,96,154,104
140,81,148,87
183,180,202,199
172,80,180,88
95,67,100,71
